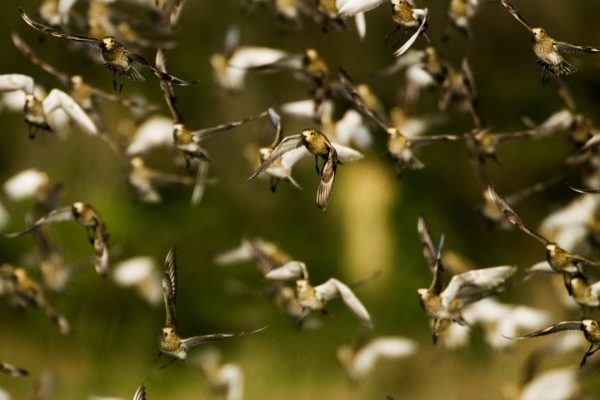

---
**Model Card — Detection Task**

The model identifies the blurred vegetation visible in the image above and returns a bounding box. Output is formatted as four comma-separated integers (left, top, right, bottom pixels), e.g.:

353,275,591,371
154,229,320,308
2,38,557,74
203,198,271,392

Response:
1,0,600,399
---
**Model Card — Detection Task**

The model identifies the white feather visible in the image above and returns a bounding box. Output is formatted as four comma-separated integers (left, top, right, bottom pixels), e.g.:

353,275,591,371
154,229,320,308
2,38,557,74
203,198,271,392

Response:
346,337,416,378
441,266,516,309
0,74,34,94
315,278,372,327
337,0,386,17
43,89,98,135
520,367,578,400
355,12,367,40
265,261,308,280
335,110,372,148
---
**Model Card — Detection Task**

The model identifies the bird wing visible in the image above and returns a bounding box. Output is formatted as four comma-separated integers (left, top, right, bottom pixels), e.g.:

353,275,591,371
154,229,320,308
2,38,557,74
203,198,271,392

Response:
156,48,184,123
247,135,304,180
265,261,308,280
442,266,517,309
223,25,240,58
338,68,390,132
316,154,337,210
132,50,196,87
316,278,373,327
132,384,146,400
0,73,34,95
0,362,28,377
336,0,387,17
19,9,102,47
554,41,600,54
487,184,550,245
215,364,244,400
93,225,110,277
181,333,237,350
393,10,428,57
499,0,532,32
11,32,70,86
43,89,98,135
409,134,463,149
192,111,267,142
492,128,550,145
4,206,74,237
267,108,283,148
511,321,583,339
417,214,440,272
190,159,209,206
162,248,178,328
331,142,364,162
126,116,174,156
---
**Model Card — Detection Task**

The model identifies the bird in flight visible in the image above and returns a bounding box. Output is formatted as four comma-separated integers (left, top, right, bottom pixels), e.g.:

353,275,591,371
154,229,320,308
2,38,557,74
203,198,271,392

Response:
159,248,262,360
500,0,600,84
19,8,197,92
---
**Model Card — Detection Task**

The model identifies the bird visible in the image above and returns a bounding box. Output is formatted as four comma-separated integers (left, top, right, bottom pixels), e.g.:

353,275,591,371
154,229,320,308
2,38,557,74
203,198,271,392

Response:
214,236,292,276
0,264,71,334
159,248,255,360
112,257,162,306
0,74,98,139
4,202,110,277
126,156,196,204
340,68,462,174
195,349,244,400
265,261,373,327
0,362,28,377
507,320,600,368
438,58,483,128
19,8,196,92
500,0,600,84
337,336,417,380
466,126,551,165
563,272,600,312
488,184,600,275
416,215,517,342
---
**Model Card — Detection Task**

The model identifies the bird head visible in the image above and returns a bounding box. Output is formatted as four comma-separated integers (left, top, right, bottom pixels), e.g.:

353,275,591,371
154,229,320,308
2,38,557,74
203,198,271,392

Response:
583,320,599,331
301,129,318,141
101,37,119,50
532,28,546,40
130,156,145,169
72,202,86,217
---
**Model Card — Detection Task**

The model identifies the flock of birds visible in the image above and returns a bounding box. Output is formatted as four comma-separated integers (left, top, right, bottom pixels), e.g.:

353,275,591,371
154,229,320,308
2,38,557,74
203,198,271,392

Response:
1,0,600,399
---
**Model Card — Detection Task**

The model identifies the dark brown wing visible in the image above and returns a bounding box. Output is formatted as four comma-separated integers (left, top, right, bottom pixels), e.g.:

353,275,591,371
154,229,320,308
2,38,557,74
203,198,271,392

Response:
417,214,439,272
410,134,463,149
192,111,268,142
11,31,70,85
19,9,102,47
487,184,550,245
131,50,196,86
316,153,337,210
246,134,304,180
0,362,28,377
156,48,184,123
500,0,533,33
339,68,390,132
162,248,177,328
554,41,600,54
511,321,583,339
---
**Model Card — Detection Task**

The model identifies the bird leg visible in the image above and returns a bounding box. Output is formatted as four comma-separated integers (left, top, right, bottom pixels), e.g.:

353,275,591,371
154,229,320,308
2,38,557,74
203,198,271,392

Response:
580,344,599,368
384,25,401,44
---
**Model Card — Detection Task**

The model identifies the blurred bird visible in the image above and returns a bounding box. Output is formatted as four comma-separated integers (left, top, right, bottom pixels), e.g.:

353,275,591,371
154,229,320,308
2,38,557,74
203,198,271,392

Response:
112,257,162,306
0,362,28,377
194,349,244,400
127,156,196,204
3,168,58,209
340,68,461,174
439,58,483,127
248,128,342,210
500,0,600,84
337,336,417,380
0,74,98,139
5,202,110,277
159,248,254,360
563,272,600,313
19,9,196,92
265,261,373,327
488,184,600,275
0,264,71,334
125,116,174,156
132,384,146,400
39,0,77,26
508,320,600,368
443,0,495,40
466,126,551,165
214,236,292,276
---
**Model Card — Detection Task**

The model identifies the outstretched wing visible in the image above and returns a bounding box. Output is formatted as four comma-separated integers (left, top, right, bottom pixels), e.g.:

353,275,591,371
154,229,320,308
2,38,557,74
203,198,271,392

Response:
19,9,102,47
339,68,390,132
267,107,283,148
487,184,550,245
0,362,28,377
442,266,517,309
0,73,34,94
131,50,196,87
4,206,75,238
156,48,184,124
510,321,583,339
42,89,98,135
353,337,417,376
192,111,267,142
265,261,308,280
393,10,428,57
162,248,178,328
316,278,373,327
181,333,238,350
337,0,387,17
554,41,600,54
93,225,110,277
247,135,304,180
417,214,438,270
499,0,532,32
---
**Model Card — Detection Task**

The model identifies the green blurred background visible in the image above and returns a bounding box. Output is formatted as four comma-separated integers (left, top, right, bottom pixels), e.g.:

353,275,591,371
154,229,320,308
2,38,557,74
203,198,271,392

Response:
1,0,600,398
